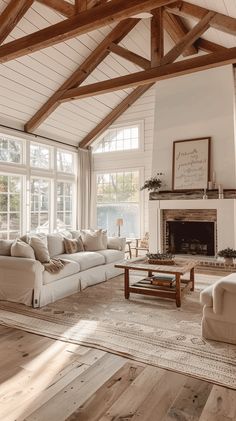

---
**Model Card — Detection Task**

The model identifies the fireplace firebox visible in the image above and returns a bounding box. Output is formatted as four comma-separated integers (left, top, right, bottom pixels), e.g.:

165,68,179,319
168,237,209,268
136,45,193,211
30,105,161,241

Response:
166,221,215,256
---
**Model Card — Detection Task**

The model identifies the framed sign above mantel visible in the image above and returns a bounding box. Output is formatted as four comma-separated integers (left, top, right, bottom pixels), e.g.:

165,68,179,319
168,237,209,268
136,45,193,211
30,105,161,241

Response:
172,137,211,191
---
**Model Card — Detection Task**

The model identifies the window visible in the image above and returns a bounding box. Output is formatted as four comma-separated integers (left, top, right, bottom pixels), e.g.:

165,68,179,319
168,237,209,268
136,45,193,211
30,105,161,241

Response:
96,171,140,237
94,124,141,154
56,182,73,229
0,135,23,164
57,149,74,173
0,174,22,239
0,132,77,238
30,143,51,169
30,178,50,233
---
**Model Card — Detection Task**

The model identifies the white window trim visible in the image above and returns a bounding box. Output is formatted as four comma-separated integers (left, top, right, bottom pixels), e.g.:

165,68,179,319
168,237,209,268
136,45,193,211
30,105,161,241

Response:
93,120,145,157
93,167,145,238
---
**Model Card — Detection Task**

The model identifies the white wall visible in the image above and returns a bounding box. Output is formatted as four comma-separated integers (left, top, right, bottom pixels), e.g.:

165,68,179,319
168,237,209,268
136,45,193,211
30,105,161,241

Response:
93,85,156,235
152,65,236,189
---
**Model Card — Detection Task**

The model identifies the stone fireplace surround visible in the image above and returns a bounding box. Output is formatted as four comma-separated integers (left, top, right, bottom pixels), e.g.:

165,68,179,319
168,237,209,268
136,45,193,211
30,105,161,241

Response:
149,199,236,255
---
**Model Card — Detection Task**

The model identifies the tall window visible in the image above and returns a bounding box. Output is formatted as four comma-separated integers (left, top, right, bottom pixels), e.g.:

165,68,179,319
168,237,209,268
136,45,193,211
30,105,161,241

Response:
30,178,50,233
0,132,77,238
0,175,22,239
96,171,140,237
94,124,141,154
56,181,73,229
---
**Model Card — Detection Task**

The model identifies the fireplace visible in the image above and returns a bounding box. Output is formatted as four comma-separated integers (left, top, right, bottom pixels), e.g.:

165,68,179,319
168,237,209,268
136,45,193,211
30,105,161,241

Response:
162,209,217,257
166,221,215,256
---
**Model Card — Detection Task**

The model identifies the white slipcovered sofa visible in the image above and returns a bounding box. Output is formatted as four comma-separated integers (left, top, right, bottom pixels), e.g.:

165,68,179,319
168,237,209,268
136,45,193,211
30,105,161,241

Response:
200,273,236,344
0,232,125,308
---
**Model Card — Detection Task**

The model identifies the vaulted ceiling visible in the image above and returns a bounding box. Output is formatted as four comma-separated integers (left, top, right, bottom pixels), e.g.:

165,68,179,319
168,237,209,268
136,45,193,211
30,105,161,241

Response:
0,0,235,147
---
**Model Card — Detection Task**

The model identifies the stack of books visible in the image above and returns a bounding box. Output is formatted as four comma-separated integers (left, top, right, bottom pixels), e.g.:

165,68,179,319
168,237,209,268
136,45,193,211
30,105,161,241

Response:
134,274,176,289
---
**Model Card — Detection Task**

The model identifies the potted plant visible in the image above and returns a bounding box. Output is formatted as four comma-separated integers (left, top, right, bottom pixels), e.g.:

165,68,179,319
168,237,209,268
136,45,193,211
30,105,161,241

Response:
217,248,236,265
140,172,163,192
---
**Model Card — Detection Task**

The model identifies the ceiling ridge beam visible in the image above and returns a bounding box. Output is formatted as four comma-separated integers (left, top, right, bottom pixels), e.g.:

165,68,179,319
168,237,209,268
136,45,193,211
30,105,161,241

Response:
79,84,154,148
160,10,216,66
0,0,34,45
24,18,139,132
108,43,151,69
59,47,236,102
165,1,236,36
0,0,176,63
163,10,198,56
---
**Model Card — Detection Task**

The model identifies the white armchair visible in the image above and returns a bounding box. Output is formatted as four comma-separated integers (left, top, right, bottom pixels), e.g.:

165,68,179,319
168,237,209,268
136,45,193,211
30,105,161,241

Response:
200,273,236,344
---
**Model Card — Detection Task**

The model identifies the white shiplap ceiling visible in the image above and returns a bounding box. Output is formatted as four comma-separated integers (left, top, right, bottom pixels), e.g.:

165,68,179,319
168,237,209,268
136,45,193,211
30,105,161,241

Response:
0,0,235,146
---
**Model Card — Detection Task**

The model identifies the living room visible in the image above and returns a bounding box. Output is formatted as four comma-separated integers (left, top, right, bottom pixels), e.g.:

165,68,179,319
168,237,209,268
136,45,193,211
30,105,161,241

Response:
0,0,236,420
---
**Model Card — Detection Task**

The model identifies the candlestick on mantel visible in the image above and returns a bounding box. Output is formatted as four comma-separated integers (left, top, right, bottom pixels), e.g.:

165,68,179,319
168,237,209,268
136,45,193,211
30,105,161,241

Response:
218,184,223,194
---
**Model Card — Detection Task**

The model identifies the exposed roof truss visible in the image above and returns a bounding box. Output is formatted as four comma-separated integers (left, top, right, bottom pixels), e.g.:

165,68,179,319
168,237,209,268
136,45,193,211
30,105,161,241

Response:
0,0,235,148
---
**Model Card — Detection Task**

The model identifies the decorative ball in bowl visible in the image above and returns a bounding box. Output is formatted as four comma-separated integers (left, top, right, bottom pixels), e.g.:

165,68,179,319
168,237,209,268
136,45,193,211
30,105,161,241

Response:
146,252,175,265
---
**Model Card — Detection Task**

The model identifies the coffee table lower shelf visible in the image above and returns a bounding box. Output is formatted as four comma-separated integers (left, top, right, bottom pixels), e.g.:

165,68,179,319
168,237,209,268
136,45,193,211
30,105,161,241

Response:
129,279,191,300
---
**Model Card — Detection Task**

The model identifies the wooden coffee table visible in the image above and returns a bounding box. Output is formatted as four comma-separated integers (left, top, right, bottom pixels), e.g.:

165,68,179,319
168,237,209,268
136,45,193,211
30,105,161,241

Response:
115,257,198,307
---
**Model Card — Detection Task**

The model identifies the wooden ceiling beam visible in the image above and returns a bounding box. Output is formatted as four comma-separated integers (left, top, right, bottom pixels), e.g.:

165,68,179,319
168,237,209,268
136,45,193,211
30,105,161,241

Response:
60,47,236,102
37,0,75,17
79,84,154,148
166,1,236,36
151,7,164,67
0,0,34,45
0,0,176,63
160,11,215,66
108,43,151,69
75,0,87,13
24,18,139,132
163,11,197,56
196,38,228,54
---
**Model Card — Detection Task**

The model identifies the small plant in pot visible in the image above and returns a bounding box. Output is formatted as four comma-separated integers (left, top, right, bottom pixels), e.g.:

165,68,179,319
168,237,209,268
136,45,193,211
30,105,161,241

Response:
140,172,163,192
217,248,236,265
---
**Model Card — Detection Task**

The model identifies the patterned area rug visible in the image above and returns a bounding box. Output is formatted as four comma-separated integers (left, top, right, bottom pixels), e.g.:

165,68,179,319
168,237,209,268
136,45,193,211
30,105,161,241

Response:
0,273,236,389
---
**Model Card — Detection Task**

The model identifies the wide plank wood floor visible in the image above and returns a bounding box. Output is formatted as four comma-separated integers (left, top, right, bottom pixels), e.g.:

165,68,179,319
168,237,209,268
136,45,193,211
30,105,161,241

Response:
0,324,236,421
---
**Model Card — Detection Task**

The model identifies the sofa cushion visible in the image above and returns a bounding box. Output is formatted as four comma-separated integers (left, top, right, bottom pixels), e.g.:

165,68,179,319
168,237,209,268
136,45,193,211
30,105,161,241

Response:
107,237,126,251
0,240,13,256
47,233,65,257
80,229,105,251
11,239,35,259
43,259,80,285
57,251,105,271
96,249,124,264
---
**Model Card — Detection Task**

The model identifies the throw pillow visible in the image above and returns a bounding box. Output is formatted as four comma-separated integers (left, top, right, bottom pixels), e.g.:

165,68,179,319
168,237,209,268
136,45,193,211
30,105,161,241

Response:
29,236,50,263
0,240,13,256
80,229,104,251
64,237,84,254
11,239,35,259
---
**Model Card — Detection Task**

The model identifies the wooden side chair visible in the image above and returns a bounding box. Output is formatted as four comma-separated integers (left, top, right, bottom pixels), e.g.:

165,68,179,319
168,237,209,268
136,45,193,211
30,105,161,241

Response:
132,232,149,257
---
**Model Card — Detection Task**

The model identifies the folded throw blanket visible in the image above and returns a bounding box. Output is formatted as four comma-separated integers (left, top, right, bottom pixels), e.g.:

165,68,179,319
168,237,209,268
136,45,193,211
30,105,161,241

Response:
43,258,68,274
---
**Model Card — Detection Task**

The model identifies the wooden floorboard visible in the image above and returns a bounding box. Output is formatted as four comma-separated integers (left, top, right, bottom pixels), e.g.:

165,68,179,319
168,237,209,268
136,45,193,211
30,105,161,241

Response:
0,325,236,420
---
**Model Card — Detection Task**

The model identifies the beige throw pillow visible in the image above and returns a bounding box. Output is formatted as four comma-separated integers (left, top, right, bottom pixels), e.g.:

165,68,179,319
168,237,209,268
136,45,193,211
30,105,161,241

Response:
101,230,108,249
64,237,84,254
0,240,13,256
29,236,50,263
11,239,35,259
81,229,104,251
